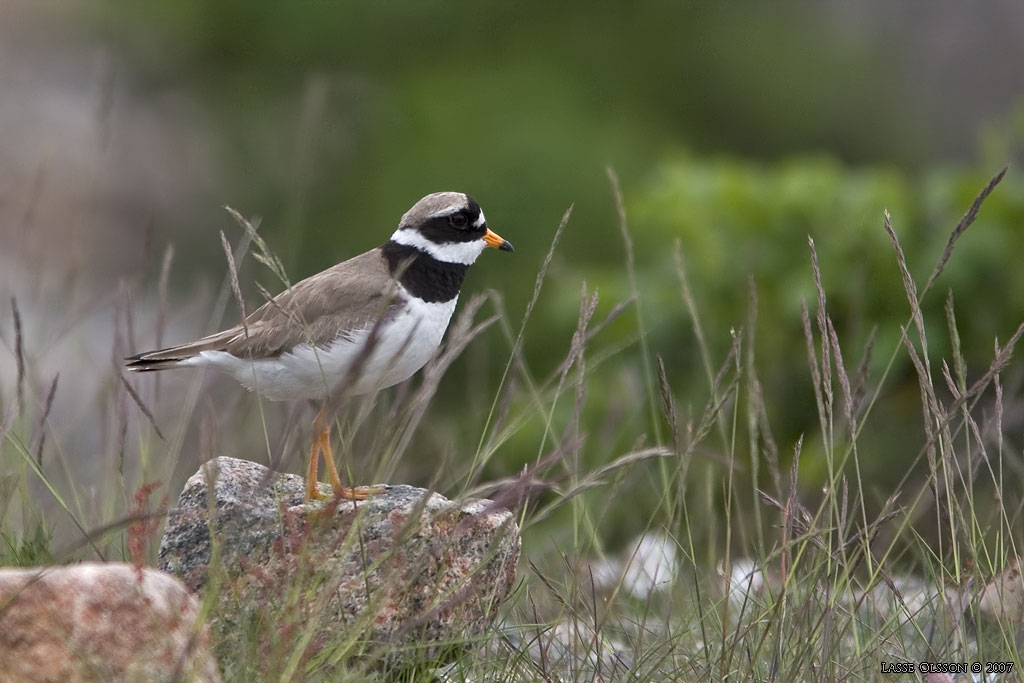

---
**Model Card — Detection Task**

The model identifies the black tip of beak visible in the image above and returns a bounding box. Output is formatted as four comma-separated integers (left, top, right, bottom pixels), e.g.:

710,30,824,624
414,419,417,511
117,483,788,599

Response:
499,240,515,253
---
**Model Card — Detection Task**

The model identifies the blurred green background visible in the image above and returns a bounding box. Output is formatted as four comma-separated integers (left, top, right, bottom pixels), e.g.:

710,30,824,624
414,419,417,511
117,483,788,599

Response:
4,0,1024,546
98,1,1024,482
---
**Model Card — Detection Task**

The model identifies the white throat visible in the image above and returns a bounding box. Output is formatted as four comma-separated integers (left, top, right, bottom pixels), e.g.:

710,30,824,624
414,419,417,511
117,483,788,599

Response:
389,228,488,265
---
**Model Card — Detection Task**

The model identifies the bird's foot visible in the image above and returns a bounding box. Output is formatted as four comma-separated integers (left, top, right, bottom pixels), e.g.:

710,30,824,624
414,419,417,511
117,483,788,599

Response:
332,485,390,501
305,481,330,502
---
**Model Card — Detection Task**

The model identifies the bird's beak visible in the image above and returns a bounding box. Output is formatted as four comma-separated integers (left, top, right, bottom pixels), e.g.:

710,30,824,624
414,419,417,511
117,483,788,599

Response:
484,228,514,252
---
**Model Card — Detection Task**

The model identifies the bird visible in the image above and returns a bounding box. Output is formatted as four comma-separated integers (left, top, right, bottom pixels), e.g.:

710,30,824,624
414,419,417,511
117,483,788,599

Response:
126,192,513,501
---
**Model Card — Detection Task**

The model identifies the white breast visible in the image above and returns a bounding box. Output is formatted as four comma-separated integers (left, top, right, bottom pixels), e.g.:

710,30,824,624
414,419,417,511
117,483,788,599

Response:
190,292,457,402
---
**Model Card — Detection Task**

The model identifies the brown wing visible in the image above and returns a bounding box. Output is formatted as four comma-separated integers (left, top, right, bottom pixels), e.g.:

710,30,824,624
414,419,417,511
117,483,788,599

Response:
127,247,403,368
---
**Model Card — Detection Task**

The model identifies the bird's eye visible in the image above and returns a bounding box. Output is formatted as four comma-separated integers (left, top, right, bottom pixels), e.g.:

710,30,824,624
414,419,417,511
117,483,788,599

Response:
449,213,469,228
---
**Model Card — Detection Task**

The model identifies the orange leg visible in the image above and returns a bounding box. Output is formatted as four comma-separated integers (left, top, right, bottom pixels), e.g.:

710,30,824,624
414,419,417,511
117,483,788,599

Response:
306,407,386,502
305,424,328,501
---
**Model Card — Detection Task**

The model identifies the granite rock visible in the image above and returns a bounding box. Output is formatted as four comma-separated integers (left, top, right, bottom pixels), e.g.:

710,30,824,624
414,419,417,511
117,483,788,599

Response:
0,562,220,683
158,456,520,670
978,557,1024,622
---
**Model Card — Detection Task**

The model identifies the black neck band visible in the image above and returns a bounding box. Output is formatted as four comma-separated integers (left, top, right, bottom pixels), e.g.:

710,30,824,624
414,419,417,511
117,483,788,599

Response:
382,241,467,303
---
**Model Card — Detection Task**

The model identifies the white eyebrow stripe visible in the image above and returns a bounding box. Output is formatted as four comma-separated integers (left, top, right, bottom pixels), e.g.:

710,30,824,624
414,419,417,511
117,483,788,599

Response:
473,210,486,227
389,228,488,265
429,205,462,219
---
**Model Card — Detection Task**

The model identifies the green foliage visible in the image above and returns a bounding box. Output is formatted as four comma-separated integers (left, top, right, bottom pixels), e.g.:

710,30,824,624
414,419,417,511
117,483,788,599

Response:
630,155,1024,366
0,523,54,567
510,157,1023,497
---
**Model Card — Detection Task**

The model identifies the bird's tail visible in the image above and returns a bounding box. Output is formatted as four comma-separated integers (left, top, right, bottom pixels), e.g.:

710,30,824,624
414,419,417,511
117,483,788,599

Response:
126,326,239,372
125,350,189,372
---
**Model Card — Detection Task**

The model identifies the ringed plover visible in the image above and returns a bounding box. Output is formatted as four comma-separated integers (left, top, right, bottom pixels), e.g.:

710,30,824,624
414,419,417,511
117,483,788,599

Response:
127,192,513,501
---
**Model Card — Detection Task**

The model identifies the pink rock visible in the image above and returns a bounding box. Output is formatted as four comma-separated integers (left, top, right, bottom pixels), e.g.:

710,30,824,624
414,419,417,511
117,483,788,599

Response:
159,456,520,671
0,562,220,683
979,556,1024,622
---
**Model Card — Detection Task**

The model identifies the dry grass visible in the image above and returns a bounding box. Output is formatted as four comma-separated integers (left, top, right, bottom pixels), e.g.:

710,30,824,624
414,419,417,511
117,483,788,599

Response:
1,169,1023,681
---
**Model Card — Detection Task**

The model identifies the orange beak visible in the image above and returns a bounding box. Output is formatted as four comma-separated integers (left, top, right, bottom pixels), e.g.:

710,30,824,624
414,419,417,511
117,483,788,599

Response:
484,228,514,252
